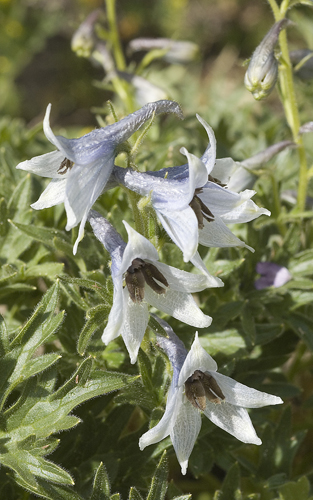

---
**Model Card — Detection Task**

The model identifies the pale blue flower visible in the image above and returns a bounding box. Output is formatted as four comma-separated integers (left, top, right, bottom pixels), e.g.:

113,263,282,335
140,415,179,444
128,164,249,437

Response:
16,100,183,254
255,262,292,289
140,317,283,475
88,211,213,364
113,115,270,266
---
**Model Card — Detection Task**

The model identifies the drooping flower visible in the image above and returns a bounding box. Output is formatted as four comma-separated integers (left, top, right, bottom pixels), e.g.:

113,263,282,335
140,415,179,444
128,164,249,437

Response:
113,114,270,266
88,211,217,364
16,100,183,254
139,317,283,475
255,262,292,289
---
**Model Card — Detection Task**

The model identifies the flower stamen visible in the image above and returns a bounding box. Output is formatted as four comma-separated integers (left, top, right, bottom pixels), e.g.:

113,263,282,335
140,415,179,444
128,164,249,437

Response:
58,158,74,175
185,370,225,410
125,258,168,303
189,189,214,229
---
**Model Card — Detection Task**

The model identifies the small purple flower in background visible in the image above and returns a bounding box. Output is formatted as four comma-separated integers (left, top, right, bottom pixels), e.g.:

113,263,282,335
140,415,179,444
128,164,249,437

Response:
16,100,183,254
88,211,215,364
140,317,283,475
255,262,292,289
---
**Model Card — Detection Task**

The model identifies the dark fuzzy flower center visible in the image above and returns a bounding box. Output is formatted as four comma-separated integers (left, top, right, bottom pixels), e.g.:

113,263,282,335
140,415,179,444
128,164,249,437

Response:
189,188,214,229
125,258,169,303
185,369,225,410
58,158,74,175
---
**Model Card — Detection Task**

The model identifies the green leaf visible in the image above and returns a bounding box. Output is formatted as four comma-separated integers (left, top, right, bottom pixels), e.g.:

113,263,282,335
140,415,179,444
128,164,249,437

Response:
199,330,246,358
148,316,168,337
241,303,256,344
278,476,311,500
77,305,109,355
287,313,313,350
138,349,154,393
146,451,168,500
9,221,70,248
90,462,110,500
128,487,144,500
58,275,110,302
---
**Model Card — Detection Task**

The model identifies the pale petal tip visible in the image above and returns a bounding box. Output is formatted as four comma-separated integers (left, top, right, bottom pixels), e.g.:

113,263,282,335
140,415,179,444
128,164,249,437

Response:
180,460,188,475
254,437,262,446
138,437,145,451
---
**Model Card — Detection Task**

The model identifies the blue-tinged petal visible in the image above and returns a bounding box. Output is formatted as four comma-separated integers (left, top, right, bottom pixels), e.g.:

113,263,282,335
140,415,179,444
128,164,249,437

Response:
180,147,209,196
144,286,212,328
197,114,216,175
44,101,183,165
156,207,199,262
88,211,126,273
198,216,254,251
113,166,191,212
120,289,149,364
101,275,124,344
139,383,181,450
64,157,114,231
16,150,66,178
178,333,217,387
31,178,66,210
118,221,160,276
170,397,202,475
210,372,283,408
203,402,261,445
154,261,222,290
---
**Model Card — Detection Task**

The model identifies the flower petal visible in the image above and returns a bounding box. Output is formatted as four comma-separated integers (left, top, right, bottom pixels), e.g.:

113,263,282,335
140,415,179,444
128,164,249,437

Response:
118,221,160,276
156,207,199,262
178,333,217,387
197,114,216,175
16,150,66,178
180,147,209,196
203,402,262,445
211,372,283,408
190,252,224,288
144,286,212,328
139,383,181,450
64,156,113,230
31,178,67,210
101,276,124,344
199,216,254,252
154,261,222,291
120,289,149,364
170,397,202,475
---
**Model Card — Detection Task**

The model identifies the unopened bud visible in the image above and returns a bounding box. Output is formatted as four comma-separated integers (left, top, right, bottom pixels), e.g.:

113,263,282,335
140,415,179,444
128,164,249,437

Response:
244,19,290,100
71,9,103,57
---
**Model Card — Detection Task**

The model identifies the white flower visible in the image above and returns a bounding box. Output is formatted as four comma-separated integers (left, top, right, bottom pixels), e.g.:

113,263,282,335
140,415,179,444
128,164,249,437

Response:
16,100,183,254
139,321,283,475
113,115,270,266
88,211,215,364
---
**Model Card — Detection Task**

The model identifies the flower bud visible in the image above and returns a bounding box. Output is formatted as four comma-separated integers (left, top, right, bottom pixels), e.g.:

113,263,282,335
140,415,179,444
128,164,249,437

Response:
71,9,103,57
244,19,289,100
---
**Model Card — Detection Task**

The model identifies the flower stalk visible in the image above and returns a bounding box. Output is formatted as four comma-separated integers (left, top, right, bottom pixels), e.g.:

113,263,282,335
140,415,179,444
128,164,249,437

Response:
267,0,308,212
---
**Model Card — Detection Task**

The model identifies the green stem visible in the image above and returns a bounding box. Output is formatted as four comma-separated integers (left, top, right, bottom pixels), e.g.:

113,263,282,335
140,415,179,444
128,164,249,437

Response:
106,0,126,71
268,0,308,212
126,189,148,238
270,172,286,235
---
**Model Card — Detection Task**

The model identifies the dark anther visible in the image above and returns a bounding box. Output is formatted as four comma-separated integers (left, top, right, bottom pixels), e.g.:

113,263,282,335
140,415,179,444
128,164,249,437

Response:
208,174,226,188
189,189,214,229
58,158,74,175
125,258,168,303
185,370,225,410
